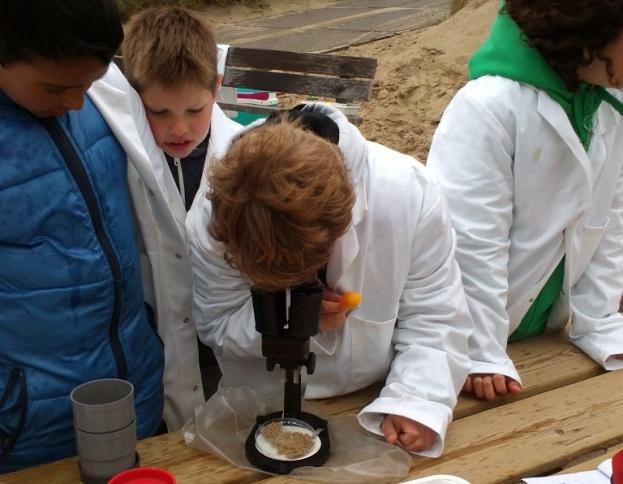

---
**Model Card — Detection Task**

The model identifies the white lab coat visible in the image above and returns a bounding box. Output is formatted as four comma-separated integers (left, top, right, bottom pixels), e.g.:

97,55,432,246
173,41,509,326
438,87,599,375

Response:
87,63,240,430
427,76,623,383
186,103,473,457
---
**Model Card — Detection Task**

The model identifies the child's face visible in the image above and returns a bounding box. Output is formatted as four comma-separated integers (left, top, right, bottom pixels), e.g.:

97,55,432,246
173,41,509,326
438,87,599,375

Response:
0,57,107,118
578,32,623,88
141,81,218,158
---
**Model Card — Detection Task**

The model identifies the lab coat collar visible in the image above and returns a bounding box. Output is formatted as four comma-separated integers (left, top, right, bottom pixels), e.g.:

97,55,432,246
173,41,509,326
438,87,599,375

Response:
537,90,591,178
206,103,234,161
88,65,188,233
297,103,370,289
537,88,620,181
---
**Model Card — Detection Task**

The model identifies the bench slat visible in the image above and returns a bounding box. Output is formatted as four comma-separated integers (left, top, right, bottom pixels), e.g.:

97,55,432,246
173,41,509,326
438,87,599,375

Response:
217,102,363,125
226,47,377,79
222,67,373,102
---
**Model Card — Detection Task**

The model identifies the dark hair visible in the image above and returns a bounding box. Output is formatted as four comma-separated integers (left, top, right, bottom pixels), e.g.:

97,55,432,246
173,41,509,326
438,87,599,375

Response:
0,0,123,66
506,0,623,90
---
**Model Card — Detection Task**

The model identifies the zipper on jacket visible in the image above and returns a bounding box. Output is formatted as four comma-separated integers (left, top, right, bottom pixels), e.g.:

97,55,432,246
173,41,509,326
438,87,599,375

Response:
40,118,128,379
173,158,186,208
0,368,27,464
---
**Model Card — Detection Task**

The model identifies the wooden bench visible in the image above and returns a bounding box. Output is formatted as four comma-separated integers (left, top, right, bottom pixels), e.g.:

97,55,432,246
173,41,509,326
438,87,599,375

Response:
218,46,377,124
113,47,377,124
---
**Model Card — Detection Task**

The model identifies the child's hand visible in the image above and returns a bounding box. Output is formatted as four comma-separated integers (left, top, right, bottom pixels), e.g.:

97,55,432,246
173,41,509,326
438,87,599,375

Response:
319,289,362,332
462,373,522,400
381,415,435,452
319,288,348,332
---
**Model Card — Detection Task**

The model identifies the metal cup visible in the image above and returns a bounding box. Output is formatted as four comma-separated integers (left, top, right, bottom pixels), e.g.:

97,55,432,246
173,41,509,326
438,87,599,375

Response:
70,379,138,483
70,378,135,433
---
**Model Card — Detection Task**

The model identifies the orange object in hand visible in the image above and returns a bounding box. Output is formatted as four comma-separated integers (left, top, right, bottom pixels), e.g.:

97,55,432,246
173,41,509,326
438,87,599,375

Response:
340,291,362,310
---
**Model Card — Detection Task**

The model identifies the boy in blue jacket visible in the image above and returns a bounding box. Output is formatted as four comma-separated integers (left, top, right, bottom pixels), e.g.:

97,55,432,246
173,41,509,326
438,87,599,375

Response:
0,0,166,472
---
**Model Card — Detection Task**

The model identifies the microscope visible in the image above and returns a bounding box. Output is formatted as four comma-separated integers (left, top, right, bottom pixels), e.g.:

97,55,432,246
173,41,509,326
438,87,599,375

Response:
244,282,331,474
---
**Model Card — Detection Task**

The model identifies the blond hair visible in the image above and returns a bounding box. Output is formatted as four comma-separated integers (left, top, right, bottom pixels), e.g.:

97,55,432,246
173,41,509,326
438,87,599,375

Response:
208,119,355,291
122,6,218,92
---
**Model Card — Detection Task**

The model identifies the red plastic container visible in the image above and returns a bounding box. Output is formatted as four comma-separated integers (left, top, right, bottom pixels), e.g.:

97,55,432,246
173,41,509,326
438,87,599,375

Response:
612,449,623,484
108,467,176,484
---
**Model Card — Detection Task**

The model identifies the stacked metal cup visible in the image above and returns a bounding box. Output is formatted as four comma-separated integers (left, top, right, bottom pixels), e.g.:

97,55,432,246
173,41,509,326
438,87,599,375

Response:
70,379,138,484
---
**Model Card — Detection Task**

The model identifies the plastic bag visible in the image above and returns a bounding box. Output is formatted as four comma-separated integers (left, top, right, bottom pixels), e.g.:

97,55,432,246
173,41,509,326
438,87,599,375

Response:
182,384,412,483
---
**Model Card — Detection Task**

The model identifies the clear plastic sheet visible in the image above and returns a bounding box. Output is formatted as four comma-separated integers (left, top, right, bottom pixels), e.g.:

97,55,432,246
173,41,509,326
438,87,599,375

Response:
181,385,412,483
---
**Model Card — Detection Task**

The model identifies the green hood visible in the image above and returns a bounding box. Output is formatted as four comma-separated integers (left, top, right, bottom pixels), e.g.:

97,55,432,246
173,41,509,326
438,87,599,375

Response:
468,1,623,150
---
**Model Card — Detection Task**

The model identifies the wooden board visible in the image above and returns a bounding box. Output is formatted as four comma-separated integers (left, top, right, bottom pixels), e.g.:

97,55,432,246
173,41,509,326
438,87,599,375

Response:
222,68,374,102
405,371,623,483
306,331,602,421
1,432,264,484
226,47,377,79
558,442,623,474
455,331,603,419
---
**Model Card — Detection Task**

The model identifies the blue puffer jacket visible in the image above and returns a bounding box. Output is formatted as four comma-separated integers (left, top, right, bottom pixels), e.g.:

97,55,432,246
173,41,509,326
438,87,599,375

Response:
0,92,164,473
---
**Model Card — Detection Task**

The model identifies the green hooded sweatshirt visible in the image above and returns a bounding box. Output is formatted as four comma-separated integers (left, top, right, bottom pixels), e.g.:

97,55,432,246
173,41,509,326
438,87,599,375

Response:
467,1,623,342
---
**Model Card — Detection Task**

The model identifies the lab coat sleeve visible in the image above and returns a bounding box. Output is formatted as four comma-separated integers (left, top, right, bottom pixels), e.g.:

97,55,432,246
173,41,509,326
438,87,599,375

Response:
426,85,521,383
358,173,473,458
186,193,262,360
569,151,623,370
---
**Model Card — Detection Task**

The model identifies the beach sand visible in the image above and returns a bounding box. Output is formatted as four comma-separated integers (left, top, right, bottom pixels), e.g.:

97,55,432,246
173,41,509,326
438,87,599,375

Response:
207,0,498,161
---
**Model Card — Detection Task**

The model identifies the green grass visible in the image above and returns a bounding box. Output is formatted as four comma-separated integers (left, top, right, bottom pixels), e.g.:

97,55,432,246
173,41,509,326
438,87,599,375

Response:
117,0,245,21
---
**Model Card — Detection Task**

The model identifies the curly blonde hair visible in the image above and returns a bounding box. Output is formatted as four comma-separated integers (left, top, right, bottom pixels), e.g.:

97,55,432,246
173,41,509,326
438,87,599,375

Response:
208,119,355,291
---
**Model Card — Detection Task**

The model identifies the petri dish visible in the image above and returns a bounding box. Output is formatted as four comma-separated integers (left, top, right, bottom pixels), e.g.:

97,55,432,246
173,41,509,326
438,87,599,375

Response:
254,417,322,461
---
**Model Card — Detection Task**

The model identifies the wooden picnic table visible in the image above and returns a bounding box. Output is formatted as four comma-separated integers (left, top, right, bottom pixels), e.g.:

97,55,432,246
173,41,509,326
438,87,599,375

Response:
3,330,623,484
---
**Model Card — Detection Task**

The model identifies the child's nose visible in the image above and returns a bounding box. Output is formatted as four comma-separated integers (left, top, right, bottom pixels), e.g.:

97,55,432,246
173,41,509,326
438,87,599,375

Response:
60,90,85,111
170,118,189,137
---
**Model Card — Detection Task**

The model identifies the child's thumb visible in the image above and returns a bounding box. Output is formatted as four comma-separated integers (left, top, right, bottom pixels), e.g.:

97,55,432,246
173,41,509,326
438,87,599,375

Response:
381,416,398,444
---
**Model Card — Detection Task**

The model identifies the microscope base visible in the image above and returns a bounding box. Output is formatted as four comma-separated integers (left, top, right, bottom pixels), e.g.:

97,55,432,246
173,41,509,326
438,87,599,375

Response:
245,411,330,474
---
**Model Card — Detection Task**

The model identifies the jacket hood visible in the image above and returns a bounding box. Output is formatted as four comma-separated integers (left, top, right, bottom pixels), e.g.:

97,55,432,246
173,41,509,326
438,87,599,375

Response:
234,102,369,187
297,102,369,187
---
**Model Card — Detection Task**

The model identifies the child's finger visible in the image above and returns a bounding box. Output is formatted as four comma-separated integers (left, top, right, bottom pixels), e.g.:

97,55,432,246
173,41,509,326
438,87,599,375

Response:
507,379,523,393
471,376,484,398
381,417,399,445
462,375,473,393
321,298,343,314
481,377,497,401
322,287,342,302
398,430,418,447
319,312,346,332
492,374,507,395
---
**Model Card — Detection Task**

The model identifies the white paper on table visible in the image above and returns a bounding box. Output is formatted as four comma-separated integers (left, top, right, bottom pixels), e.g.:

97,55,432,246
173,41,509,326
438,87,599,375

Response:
521,458,612,484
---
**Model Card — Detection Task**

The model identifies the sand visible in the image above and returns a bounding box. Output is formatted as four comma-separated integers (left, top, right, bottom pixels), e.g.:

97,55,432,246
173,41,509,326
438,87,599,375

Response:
206,0,498,161
342,0,498,161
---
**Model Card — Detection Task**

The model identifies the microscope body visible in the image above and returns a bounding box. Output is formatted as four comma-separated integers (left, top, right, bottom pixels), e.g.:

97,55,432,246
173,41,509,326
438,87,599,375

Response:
245,282,331,473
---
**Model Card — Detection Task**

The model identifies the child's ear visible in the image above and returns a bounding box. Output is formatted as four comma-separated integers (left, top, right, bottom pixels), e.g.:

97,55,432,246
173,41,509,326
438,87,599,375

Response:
214,73,223,93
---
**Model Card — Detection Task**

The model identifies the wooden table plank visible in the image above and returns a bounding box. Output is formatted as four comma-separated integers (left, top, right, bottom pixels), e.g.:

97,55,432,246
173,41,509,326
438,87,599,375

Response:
455,331,602,419
401,371,623,483
1,432,264,484
558,442,623,474
307,331,602,420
